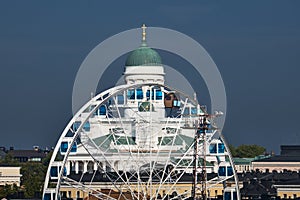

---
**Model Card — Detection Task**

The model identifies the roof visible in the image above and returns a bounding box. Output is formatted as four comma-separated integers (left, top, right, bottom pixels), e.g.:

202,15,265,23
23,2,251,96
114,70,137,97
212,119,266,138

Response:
171,157,214,167
274,179,300,186
125,42,162,66
239,171,300,182
253,155,300,162
93,134,136,151
93,134,193,149
240,179,276,196
7,150,46,159
233,157,254,165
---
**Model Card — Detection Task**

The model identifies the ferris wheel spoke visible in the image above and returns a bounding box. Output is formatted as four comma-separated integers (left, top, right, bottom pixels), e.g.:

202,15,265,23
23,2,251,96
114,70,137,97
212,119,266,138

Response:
80,131,140,200
154,98,190,199
156,141,196,199
79,146,131,197
105,102,133,186
160,162,194,200
105,97,148,194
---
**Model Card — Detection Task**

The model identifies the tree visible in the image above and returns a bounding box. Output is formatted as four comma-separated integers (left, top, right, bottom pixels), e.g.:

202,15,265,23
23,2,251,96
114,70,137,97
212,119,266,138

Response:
0,184,19,199
229,144,237,157
234,144,266,158
42,150,53,166
0,153,18,165
21,162,47,198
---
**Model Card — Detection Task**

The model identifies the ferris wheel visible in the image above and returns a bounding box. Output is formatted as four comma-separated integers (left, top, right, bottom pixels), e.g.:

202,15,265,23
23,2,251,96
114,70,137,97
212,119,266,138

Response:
43,83,240,200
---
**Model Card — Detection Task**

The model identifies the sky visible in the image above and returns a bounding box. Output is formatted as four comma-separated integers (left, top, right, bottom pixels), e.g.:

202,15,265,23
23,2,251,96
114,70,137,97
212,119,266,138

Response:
0,1,299,154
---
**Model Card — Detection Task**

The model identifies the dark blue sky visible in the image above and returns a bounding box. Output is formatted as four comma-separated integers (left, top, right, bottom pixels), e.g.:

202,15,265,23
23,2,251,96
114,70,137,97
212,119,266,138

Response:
0,1,299,153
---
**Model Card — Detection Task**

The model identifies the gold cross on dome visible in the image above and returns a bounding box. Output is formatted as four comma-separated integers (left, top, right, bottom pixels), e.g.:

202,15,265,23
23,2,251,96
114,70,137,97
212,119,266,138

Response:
141,24,147,41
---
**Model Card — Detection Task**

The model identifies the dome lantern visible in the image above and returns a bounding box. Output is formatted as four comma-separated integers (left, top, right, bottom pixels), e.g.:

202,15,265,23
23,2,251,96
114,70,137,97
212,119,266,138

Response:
125,24,162,67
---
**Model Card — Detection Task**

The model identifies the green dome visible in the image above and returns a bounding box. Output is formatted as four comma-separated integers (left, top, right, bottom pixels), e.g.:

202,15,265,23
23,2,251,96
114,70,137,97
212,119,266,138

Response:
125,42,162,66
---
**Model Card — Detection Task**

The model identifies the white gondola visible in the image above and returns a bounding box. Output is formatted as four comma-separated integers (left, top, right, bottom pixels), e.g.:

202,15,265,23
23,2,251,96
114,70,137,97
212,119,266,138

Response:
49,161,66,179
218,161,234,177
223,187,237,200
59,138,77,155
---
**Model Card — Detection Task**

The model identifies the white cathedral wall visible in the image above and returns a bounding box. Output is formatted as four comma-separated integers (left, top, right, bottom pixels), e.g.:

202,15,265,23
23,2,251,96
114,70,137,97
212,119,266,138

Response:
124,66,165,84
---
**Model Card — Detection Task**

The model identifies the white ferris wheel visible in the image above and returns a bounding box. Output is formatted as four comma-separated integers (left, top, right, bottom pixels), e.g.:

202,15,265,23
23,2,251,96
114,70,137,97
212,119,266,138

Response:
43,25,240,200
42,83,239,200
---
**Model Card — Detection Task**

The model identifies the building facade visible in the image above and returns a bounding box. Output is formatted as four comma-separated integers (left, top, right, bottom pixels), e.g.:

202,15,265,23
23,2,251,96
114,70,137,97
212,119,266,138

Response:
252,145,300,172
0,166,21,187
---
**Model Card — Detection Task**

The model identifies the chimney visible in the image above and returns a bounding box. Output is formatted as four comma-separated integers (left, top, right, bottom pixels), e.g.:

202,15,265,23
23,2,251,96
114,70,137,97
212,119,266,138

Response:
33,146,39,151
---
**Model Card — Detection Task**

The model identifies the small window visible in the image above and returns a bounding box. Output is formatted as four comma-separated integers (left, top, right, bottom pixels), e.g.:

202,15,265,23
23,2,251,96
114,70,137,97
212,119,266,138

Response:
233,192,237,200
50,166,58,177
117,95,124,104
173,100,180,107
60,142,68,153
71,142,77,153
99,105,106,115
218,143,225,153
209,144,217,153
127,89,135,100
83,121,90,132
136,88,143,99
138,102,154,112
227,166,233,176
218,166,226,176
43,193,51,200
73,121,81,131
146,89,155,100
60,166,67,176
191,108,197,115
156,90,162,100
224,192,231,200
183,108,189,115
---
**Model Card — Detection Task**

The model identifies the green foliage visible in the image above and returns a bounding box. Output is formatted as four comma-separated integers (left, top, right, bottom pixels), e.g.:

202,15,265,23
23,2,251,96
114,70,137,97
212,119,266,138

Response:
0,153,18,165
0,151,53,199
230,144,266,158
21,161,47,198
42,151,53,166
229,144,237,157
0,184,19,199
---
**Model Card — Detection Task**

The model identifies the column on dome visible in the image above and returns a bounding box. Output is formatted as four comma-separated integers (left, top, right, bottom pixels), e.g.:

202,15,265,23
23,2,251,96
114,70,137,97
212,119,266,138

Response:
94,162,98,171
83,161,88,173
65,161,70,175
75,161,79,174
